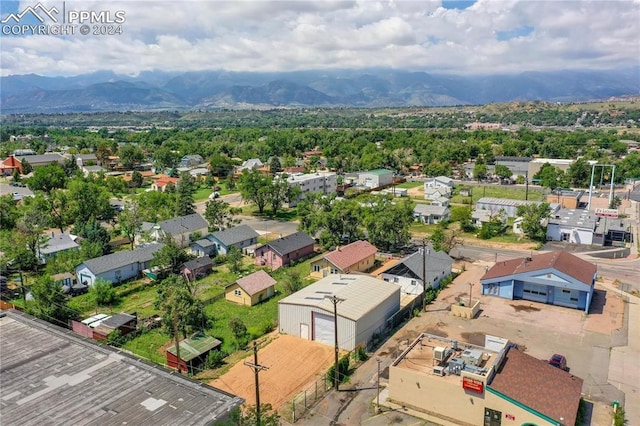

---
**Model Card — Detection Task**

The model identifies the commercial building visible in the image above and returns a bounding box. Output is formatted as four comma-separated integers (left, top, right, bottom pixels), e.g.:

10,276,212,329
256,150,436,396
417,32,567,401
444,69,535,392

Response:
388,333,583,426
476,197,560,218
0,310,242,425
480,251,596,312
357,169,394,189
282,171,337,207
278,274,400,350
547,208,633,246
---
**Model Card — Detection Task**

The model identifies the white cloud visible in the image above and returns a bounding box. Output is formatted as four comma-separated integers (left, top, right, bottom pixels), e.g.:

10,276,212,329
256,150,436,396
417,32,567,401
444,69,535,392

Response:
0,0,638,76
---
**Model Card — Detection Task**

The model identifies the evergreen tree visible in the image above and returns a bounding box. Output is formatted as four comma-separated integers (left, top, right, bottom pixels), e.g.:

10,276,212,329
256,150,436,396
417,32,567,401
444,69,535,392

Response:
175,172,195,216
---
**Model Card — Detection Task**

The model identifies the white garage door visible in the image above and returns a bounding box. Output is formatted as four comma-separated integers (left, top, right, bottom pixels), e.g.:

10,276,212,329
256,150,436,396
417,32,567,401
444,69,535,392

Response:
313,312,334,346
522,283,548,303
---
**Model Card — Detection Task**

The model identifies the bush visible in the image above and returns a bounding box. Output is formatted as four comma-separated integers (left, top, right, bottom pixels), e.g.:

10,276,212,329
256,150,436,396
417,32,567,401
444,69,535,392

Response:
326,353,351,385
90,278,119,306
353,345,368,362
205,349,228,369
614,406,625,426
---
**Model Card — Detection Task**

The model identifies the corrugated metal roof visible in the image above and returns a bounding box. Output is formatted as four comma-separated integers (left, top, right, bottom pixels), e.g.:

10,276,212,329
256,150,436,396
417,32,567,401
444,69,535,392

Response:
167,333,222,361
278,275,400,321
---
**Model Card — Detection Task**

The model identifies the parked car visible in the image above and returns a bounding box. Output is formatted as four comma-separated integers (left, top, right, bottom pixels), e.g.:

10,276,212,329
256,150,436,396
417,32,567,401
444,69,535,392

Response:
548,354,569,371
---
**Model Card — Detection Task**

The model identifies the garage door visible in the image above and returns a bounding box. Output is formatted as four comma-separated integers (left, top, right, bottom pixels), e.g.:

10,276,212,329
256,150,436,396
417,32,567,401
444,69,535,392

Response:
313,312,334,346
554,287,579,309
522,283,548,303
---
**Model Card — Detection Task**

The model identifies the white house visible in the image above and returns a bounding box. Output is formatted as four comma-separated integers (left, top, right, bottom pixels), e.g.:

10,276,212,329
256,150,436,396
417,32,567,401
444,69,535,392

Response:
140,213,209,248
378,248,454,295
278,274,400,351
76,243,163,286
38,233,79,264
424,186,452,201
546,209,598,245
424,176,454,189
357,169,394,189
413,204,450,224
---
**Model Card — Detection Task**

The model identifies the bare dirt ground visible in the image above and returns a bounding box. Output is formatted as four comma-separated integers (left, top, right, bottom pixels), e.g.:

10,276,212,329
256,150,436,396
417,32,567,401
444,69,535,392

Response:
210,334,334,410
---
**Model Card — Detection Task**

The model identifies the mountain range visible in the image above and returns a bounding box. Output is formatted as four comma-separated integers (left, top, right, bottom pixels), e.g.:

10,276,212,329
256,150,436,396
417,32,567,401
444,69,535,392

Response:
1,68,638,113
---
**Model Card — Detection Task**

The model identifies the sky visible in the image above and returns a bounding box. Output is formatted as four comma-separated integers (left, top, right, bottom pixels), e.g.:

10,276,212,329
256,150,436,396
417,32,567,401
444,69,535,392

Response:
0,0,638,77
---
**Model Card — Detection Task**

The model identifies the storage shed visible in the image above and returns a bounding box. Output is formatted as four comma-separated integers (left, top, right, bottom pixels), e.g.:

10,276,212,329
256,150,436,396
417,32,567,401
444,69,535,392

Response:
167,333,222,374
278,275,400,351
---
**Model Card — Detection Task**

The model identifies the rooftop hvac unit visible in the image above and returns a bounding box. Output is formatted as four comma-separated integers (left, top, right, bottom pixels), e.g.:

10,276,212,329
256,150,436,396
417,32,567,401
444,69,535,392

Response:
433,366,446,376
448,357,465,375
433,346,447,362
462,348,483,366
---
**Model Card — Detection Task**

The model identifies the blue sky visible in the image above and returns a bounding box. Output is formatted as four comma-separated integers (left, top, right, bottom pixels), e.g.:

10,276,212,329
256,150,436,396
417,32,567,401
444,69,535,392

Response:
0,0,638,77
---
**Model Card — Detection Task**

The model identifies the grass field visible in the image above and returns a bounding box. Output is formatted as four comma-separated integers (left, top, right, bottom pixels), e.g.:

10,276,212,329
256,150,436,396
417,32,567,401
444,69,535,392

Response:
451,185,545,204
396,181,423,189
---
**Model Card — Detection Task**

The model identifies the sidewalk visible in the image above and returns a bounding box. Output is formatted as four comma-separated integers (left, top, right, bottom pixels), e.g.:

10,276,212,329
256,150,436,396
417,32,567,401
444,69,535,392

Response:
599,279,640,424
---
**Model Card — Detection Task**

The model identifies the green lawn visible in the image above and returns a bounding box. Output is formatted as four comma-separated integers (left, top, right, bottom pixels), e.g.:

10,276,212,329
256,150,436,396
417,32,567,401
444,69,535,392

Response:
194,186,213,201
121,329,168,365
409,222,441,236
396,181,423,189
451,186,545,204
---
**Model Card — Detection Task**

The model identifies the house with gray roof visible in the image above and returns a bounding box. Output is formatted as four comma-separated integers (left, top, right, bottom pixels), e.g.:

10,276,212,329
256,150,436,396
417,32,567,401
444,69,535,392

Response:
140,214,209,248
378,247,454,295
255,232,315,270
75,243,163,286
206,224,259,256
413,204,450,224
0,310,242,425
39,232,79,264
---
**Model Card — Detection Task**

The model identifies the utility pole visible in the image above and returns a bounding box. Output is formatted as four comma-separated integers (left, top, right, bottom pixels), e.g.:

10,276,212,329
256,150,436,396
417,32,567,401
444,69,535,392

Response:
468,283,475,307
525,172,529,200
376,358,382,413
172,309,182,375
422,239,427,312
245,341,269,425
325,295,345,391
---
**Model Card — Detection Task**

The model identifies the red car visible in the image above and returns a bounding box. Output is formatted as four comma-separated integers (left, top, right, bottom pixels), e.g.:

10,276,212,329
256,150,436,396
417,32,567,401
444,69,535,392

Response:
549,354,569,371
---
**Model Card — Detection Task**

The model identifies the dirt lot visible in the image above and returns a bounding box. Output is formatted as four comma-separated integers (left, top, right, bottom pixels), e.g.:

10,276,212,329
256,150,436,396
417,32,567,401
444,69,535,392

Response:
210,334,334,410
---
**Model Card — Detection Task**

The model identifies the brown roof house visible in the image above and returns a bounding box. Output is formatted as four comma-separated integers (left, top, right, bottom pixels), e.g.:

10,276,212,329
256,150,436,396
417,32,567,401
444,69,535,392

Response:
225,270,277,306
310,240,377,278
180,256,213,281
480,251,597,313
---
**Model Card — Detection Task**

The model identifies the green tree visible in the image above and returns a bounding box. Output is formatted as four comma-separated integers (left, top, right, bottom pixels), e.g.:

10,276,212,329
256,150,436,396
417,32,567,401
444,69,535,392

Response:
28,163,68,193
27,275,78,327
494,164,512,180
152,235,192,274
0,194,19,230
16,199,49,272
516,203,551,242
130,170,144,188
282,269,303,294
119,144,144,170
238,169,271,214
62,155,79,177
567,158,590,188
227,245,243,274
175,172,195,216
204,199,239,232
452,206,475,232
228,316,249,348
228,404,280,426
267,175,291,216
269,156,282,175
118,201,143,250
154,146,180,171
155,275,210,339
90,278,119,306
21,158,32,174
533,163,564,189
362,196,413,251
473,163,488,181
74,219,111,255
67,179,112,224
137,190,176,222
209,153,235,178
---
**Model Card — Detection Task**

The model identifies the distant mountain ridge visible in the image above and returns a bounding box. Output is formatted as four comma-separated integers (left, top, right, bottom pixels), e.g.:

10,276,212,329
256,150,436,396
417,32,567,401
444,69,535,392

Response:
1,68,638,113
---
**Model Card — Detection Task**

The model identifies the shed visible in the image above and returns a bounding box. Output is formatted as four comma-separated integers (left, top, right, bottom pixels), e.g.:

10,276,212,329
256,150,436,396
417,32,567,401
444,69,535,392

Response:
225,270,277,306
92,313,137,341
167,333,222,374
181,256,213,281
278,274,400,351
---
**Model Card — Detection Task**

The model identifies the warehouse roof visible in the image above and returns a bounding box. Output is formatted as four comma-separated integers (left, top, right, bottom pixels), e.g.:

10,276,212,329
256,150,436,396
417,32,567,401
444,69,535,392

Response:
0,310,242,425
279,274,400,321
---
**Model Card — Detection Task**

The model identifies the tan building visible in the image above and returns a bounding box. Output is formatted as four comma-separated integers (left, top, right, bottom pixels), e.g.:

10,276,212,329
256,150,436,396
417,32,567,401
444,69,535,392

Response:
310,240,377,278
225,270,277,306
388,333,583,426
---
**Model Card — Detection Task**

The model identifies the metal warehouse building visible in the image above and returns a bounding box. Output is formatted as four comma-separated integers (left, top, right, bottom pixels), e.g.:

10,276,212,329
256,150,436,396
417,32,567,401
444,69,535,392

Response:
278,275,400,351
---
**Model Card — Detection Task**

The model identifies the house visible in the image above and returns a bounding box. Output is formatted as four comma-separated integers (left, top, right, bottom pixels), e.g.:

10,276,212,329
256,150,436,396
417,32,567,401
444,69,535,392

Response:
225,270,277,306
39,233,79,263
310,240,378,278
179,154,205,168
181,256,213,281
546,208,598,245
480,251,596,312
430,196,450,207
235,158,266,175
75,243,163,286
207,225,260,256
82,165,106,177
378,247,454,295
190,237,217,257
282,172,337,207
389,333,582,426
254,232,315,270
424,176,454,188
413,204,450,224
0,155,23,175
357,169,394,189
166,333,222,374
141,213,209,248
52,272,74,288
278,274,400,350
472,209,507,227
476,197,560,218
423,186,452,201
92,313,138,341
151,175,179,191
1,310,242,425
17,153,65,168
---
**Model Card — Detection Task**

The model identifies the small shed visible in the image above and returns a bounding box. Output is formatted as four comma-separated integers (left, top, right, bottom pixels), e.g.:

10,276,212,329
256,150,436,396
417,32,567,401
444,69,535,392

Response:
166,333,222,374
92,313,137,341
181,257,213,281
225,270,277,306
